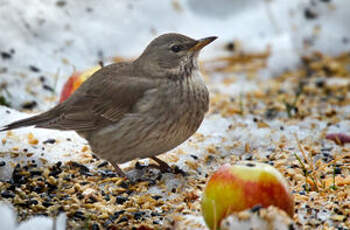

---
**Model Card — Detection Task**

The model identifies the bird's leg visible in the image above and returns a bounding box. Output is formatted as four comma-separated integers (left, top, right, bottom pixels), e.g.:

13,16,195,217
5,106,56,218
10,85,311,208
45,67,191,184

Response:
151,156,172,173
110,161,127,178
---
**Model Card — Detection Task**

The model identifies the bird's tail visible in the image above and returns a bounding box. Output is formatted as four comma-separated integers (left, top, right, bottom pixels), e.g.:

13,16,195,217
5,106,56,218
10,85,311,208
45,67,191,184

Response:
0,114,51,132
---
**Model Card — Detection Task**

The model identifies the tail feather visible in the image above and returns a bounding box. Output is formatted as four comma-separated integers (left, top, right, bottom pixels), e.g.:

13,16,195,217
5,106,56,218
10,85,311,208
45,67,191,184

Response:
0,114,51,132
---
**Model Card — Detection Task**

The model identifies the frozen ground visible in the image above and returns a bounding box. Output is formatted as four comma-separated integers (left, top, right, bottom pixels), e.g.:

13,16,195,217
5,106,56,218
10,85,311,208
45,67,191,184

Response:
0,0,349,229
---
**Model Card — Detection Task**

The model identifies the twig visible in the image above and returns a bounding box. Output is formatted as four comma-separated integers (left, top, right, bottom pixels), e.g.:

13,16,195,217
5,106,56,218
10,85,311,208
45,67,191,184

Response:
294,134,319,192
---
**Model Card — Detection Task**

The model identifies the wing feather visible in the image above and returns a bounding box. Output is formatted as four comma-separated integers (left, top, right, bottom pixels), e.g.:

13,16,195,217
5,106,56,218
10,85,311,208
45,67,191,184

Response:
31,62,154,132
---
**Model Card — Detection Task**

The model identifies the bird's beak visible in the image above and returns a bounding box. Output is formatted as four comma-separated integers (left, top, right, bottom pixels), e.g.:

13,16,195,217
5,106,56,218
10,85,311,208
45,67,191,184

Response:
190,36,218,52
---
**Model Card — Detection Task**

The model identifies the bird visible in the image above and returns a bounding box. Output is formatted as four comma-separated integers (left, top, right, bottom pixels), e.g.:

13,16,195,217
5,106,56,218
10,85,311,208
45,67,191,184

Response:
0,33,217,177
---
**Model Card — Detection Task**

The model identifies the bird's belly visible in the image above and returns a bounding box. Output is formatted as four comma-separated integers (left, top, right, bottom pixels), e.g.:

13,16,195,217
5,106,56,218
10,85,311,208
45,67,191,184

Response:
100,103,204,163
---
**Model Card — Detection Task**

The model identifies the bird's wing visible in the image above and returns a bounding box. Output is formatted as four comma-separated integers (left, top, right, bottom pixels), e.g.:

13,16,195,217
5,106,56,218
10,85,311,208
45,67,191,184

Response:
33,63,155,132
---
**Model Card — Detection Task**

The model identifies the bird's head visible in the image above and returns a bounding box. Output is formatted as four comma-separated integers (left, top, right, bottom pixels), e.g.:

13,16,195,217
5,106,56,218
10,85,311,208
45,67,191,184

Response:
136,33,217,78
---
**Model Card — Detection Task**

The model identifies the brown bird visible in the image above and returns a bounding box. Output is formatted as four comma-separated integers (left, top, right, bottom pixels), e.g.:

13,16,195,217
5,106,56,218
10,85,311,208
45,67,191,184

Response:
0,33,217,177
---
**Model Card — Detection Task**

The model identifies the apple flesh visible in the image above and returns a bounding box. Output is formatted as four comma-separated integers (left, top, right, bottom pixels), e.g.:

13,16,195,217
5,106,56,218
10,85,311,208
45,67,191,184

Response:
201,161,294,230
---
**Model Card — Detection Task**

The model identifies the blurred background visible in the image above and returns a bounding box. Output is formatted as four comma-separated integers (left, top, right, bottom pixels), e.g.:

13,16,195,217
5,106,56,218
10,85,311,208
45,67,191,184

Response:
0,0,349,111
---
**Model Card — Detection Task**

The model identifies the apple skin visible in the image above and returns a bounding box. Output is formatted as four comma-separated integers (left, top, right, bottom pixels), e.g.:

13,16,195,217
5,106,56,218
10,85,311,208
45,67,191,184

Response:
201,161,294,230
59,66,100,103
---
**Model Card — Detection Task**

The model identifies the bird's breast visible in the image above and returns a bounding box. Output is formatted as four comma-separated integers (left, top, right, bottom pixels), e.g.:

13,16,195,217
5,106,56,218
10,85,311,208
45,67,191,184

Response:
153,69,209,139
161,69,208,114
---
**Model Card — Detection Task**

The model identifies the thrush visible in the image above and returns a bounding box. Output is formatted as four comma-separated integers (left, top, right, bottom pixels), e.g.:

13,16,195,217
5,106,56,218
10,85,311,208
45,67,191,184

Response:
0,33,217,177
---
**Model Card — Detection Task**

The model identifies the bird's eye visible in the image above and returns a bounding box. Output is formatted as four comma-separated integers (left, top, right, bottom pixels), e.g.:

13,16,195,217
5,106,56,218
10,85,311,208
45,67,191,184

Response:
171,45,182,53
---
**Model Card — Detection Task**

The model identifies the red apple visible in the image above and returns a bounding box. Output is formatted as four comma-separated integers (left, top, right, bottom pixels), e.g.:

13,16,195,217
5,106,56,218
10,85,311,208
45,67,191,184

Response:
59,66,100,103
201,161,294,230
59,57,129,103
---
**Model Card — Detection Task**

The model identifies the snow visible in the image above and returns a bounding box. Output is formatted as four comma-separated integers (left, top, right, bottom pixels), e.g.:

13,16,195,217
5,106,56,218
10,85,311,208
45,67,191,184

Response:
220,206,296,230
1,0,348,109
291,0,350,56
0,0,349,229
0,203,66,230
0,107,88,180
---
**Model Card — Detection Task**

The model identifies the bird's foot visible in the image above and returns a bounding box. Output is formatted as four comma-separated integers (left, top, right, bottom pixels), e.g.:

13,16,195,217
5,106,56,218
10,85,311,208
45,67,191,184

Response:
150,156,172,173
110,161,135,182
150,156,187,176
110,161,151,184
